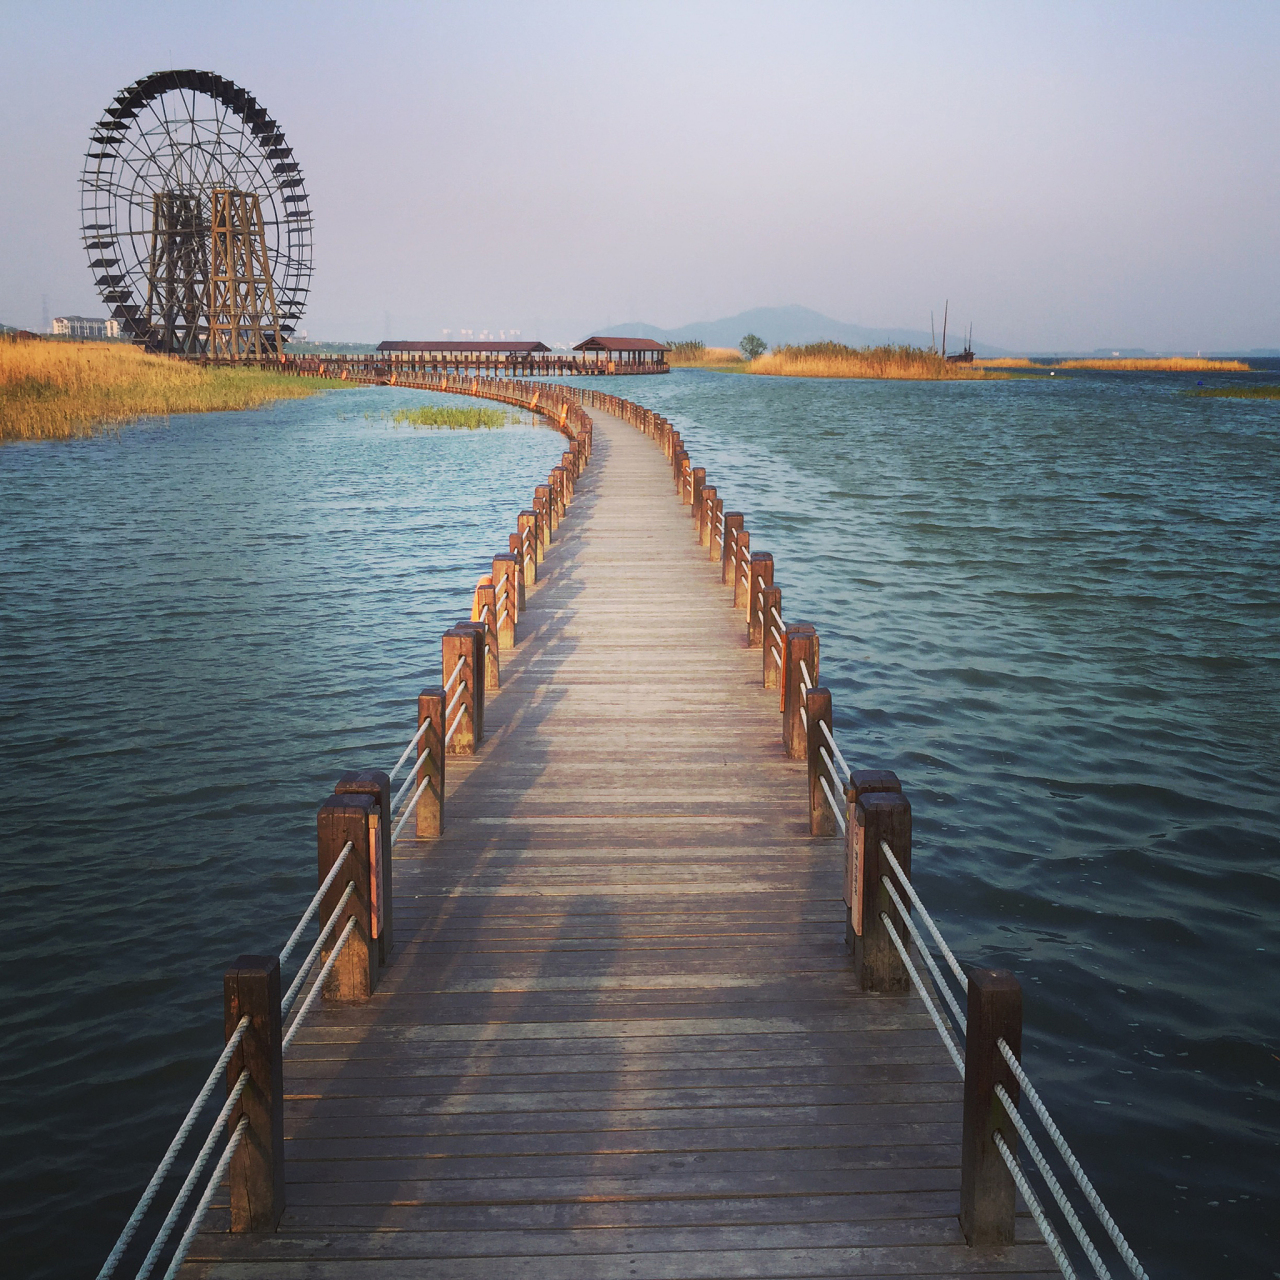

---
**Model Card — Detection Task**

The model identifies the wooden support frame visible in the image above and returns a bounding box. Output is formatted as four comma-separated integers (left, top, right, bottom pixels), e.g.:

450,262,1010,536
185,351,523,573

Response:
334,769,392,963
223,955,284,1231
961,970,1023,1247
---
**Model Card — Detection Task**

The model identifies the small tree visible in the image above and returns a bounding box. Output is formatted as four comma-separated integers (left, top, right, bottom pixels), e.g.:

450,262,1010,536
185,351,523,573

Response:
739,333,767,360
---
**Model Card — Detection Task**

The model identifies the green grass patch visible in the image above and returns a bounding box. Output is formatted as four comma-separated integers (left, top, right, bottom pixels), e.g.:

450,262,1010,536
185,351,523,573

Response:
377,405,520,430
1186,385,1280,400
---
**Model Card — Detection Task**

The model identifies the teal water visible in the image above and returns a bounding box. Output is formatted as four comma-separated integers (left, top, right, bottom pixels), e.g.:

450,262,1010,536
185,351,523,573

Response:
0,372,1276,1277
579,368,1279,1278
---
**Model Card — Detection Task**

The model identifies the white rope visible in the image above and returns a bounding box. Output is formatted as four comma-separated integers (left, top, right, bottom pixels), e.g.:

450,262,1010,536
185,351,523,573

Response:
880,841,969,990
388,717,430,782
818,744,844,798
497,607,509,627
880,912,966,1077
817,720,851,782
883,877,967,1032
741,572,749,586
444,706,466,745
478,604,491,621
769,644,781,665
442,655,465,693
281,881,355,1017
998,1040,1148,1279
278,842,351,969
444,681,466,723
159,1114,249,1280
282,915,357,1052
770,624,783,645
770,605,784,628
799,704,808,729
996,1084,1113,1280
391,770,437,843
818,772,847,835
799,659,813,693
94,1017,250,1280
135,1070,251,1279
391,748,429,814
994,1132,1078,1280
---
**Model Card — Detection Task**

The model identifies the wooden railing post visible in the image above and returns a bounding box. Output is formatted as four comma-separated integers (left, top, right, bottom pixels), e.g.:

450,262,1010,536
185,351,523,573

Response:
508,533,529,606
748,553,773,648
547,469,564,529
224,954,284,1231
762,586,783,688
334,768,392,963
690,466,706,517
561,450,577,494
316,792,377,999
782,624,817,759
415,687,445,837
534,485,552,545
699,486,716,546
961,970,1023,1247
457,621,487,733
733,529,751,608
442,626,479,754
841,770,901,945
710,497,724,560
805,688,837,836
672,448,687,493
848,789,911,992
518,508,540,572
722,513,744,585
493,553,519,647
472,579,500,689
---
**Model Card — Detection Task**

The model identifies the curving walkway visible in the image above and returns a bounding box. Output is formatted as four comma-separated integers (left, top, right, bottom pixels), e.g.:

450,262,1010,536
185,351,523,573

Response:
186,406,1053,1278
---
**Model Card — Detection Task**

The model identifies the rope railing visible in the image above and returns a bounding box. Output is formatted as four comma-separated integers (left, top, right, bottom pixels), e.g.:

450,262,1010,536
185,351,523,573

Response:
878,909,966,1075
390,751,426,816
442,654,466,694
159,1116,248,1280
444,706,466,746
282,915,357,1052
880,840,967,989
278,841,352,970
817,720,851,783
995,1131,1078,1280
387,716,431,783
391,771,437,843
444,680,466,724
281,880,356,1018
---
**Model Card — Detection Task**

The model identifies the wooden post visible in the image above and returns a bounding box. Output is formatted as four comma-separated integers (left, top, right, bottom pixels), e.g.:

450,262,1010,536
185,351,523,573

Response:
699,486,716,546
841,770,902,945
673,449,687,493
782,624,818,759
710,497,724,560
224,955,284,1231
762,586,783,688
472,580,500,689
508,533,528,607
722,513,744,585
517,509,540,575
442,626,479,754
748,553,774,648
493,554,519,647
415,687,445,837
334,769,392,963
848,790,911,992
805,688,837,837
534,486,552,546
457,620,487,734
733,529,751,608
545,472,562,530
690,466,705,517
961,970,1022,1247
561,451,576,496
316,792,377,999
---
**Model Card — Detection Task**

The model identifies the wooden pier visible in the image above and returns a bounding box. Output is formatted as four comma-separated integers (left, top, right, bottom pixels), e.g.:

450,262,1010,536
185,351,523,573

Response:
183,396,1055,1277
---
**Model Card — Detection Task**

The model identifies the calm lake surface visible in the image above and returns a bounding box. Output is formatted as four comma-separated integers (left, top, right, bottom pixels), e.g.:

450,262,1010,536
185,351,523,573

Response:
0,370,1276,1278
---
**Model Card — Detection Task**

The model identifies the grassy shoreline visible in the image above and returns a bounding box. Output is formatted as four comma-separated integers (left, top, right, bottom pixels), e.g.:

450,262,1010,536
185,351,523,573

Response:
977,356,1250,372
672,341,1006,380
0,339,347,443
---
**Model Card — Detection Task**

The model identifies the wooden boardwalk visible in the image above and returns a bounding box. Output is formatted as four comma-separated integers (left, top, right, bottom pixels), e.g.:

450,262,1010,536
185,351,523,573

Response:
188,407,1054,1278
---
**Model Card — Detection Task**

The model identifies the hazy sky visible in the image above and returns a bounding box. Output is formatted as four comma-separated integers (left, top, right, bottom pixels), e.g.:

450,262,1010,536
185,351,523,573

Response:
3,0,1278,350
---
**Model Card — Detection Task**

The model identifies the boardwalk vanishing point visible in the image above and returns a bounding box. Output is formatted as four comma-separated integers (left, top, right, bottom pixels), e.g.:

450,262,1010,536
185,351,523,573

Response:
181,392,1057,1279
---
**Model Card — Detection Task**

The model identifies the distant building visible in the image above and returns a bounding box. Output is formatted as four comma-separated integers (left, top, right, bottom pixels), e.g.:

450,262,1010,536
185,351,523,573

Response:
52,315,120,339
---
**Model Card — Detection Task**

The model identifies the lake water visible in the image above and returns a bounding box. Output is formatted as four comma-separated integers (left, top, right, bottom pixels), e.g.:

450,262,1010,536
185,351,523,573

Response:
0,370,1276,1278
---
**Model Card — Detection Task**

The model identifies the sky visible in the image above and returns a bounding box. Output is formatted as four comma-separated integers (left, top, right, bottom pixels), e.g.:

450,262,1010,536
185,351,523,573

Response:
2,0,1278,351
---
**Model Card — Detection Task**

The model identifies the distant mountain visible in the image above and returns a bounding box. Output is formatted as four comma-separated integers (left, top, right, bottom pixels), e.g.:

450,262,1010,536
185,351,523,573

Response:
598,305,1014,357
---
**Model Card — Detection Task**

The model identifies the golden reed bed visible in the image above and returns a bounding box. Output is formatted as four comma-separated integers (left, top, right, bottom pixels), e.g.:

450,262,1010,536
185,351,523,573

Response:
0,338,345,442
672,341,1002,380
976,356,1250,372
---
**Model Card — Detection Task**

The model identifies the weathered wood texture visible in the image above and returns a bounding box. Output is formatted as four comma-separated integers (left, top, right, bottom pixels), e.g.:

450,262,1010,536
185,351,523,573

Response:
186,409,1053,1277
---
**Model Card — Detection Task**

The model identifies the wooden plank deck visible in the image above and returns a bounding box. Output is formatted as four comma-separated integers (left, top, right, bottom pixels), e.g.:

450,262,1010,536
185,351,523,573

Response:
187,407,1055,1278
